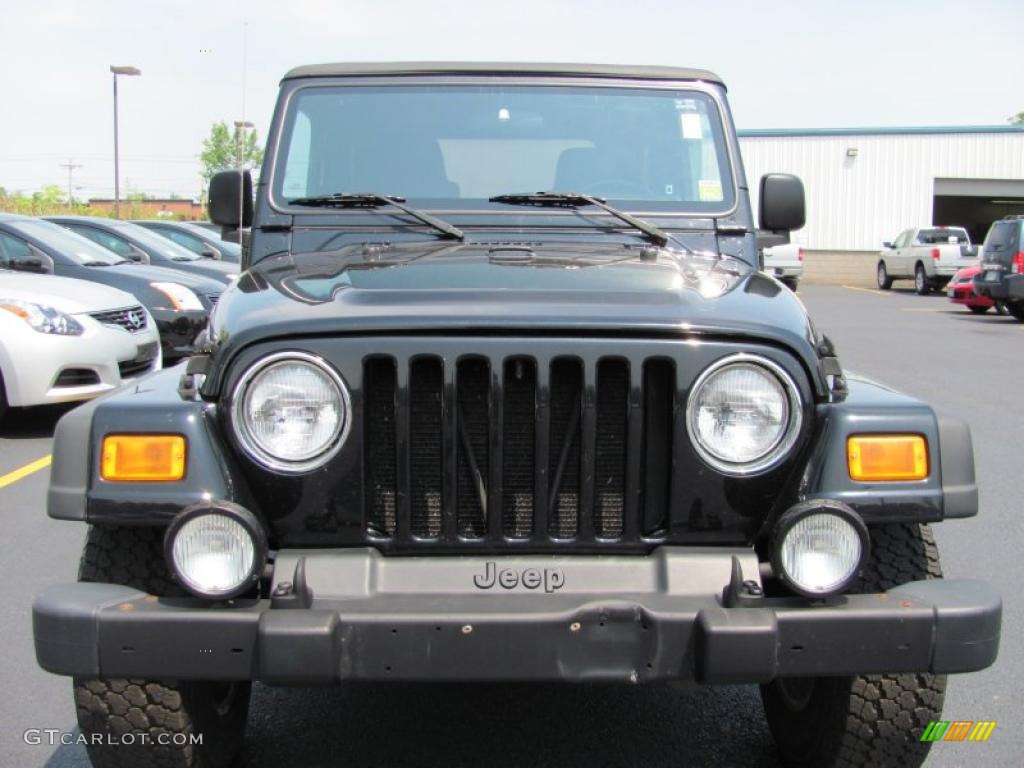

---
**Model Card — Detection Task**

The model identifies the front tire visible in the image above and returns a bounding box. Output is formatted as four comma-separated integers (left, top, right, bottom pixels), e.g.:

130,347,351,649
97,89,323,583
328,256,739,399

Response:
876,261,893,290
914,263,931,295
761,523,946,768
73,526,251,768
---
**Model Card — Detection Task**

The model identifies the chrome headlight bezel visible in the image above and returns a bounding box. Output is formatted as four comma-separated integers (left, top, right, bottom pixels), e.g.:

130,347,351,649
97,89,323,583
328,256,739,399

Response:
231,350,351,473
686,353,803,476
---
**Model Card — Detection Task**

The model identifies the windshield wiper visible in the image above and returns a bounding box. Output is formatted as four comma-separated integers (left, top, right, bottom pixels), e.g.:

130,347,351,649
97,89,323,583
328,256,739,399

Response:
288,193,465,241
81,261,113,267
488,192,669,247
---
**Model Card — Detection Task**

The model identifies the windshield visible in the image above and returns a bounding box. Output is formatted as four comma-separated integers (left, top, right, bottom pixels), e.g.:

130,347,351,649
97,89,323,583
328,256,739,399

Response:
108,221,201,260
8,219,125,265
274,84,735,213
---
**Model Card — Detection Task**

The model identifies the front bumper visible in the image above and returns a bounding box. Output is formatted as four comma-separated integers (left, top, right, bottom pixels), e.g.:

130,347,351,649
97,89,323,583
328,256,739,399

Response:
34,548,1000,685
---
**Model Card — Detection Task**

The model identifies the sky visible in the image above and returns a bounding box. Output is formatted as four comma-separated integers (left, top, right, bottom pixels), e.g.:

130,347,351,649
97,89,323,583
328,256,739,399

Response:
1,0,1020,200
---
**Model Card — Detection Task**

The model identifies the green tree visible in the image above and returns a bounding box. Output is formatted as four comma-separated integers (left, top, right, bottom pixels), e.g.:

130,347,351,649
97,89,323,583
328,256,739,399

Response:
1011,112,1024,125
199,121,263,187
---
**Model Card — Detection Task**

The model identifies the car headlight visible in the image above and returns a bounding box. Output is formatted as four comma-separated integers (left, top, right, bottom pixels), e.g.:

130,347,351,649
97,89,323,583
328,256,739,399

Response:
686,354,802,475
0,298,84,335
232,351,350,472
165,503,267,599
773,501,869,597
150,282,204,311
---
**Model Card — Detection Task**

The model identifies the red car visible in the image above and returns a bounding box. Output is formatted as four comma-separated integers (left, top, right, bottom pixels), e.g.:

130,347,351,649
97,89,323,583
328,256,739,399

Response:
948,265,1007,314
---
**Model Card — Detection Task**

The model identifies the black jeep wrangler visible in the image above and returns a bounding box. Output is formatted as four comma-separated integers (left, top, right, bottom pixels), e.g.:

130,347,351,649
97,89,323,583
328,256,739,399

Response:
976,215,1024,320
34,63,1000,768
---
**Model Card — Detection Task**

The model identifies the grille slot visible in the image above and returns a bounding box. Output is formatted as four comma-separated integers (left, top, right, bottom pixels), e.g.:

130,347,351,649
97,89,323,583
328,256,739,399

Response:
547,358,583,538
409,357,443,537
642,359,675,535
595,359,629,538
502,358,536,537
360,351,678,547
455,358,490,537
363,357,397,536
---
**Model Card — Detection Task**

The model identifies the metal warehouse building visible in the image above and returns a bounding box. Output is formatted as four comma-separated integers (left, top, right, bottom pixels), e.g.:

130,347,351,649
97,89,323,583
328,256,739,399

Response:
739,126,1024,252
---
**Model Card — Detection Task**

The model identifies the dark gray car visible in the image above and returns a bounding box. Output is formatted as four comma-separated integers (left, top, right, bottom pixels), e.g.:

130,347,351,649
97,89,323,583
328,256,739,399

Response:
45,216,238,284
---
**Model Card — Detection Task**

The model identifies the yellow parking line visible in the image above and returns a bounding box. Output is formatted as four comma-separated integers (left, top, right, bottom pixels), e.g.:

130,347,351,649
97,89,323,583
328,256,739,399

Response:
843,285,892,296
0,455,52,490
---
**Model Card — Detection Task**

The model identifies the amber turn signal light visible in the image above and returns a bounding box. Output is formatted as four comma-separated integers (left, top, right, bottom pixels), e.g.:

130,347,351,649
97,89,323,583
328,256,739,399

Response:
847,435,928,482
101,435,186,482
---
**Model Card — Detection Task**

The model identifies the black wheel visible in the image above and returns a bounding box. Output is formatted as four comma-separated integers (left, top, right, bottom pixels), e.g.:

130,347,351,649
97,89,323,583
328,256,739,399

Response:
73,526,251,768
781,277,799,292
1006,301,1024,321
968,305,989,314
761,523,946,768
876,261,893,290
914,263,931,295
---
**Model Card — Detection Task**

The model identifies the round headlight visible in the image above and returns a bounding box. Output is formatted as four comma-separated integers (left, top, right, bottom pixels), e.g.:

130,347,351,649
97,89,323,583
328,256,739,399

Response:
773,503,869,597
686,355,802,475
165,503,267,599
233,351,350,472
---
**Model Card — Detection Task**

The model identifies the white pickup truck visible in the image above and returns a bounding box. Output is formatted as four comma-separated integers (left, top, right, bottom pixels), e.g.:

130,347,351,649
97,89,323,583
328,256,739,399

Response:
877,226,979,295
762,242,803,290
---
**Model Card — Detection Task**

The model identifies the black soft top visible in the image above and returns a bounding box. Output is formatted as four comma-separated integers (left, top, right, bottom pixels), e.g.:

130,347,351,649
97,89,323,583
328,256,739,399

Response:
282,62,724,87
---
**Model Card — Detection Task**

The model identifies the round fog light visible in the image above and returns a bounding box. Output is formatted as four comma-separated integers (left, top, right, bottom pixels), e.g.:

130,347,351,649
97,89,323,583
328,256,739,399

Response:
773,502,869,598
165,503,267,599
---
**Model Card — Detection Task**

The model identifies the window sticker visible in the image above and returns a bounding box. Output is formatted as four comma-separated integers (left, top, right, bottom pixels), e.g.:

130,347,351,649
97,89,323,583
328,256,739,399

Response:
680,112,703,140
698,179,724,202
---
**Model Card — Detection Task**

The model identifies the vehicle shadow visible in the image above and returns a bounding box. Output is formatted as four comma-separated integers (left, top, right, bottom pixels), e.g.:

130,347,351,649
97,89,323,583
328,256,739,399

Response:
0,403,79,440
42,684,783,768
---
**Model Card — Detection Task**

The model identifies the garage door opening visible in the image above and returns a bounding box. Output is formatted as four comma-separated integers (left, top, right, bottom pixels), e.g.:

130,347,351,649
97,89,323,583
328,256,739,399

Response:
932,178,1024,244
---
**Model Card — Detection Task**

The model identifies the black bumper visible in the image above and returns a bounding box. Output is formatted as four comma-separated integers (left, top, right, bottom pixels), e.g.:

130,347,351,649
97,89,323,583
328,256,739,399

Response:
34,549,1000,685
976,273,1024,301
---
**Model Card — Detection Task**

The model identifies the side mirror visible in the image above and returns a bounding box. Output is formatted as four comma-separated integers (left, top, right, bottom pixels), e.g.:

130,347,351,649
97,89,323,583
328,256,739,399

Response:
14,248,53,274
200,246,220,260
882,241,894,249
208,170,253,228
759,173,805,234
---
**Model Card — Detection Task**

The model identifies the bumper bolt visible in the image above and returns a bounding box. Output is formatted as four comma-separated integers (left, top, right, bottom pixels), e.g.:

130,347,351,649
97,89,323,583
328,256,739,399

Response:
461,624,473,635
570,622,581,633
273,581,293,597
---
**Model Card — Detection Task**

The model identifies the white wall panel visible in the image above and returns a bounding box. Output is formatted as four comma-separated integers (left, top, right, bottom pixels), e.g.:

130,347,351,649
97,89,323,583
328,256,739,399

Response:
739,132,1024,250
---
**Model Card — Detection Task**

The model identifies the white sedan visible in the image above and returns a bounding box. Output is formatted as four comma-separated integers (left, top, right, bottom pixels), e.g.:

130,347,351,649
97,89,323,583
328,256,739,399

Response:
0,271,161,419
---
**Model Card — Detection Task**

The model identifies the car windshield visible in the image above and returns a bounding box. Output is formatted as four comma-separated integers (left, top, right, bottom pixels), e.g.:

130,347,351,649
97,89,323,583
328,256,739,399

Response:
917,228,969,244
7,219,126,265
274,84,735,214
182,224,241,256
108,221,201,260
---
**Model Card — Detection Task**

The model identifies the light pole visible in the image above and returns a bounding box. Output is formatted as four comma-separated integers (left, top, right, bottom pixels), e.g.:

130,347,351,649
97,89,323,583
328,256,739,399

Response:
110,65,141,219
233,120,254,166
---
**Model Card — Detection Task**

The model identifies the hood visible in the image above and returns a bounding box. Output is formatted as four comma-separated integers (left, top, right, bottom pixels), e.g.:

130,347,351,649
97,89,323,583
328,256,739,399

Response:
108,262,227,292
0,272,139,314
207,240,825,393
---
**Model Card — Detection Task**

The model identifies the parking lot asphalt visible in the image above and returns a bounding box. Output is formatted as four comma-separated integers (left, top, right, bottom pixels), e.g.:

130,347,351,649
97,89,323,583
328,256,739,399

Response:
0,284,1020,767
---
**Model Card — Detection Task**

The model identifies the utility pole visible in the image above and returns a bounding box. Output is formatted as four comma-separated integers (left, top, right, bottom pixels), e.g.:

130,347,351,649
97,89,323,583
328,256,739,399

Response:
58,159,83,209
110,65,141,219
